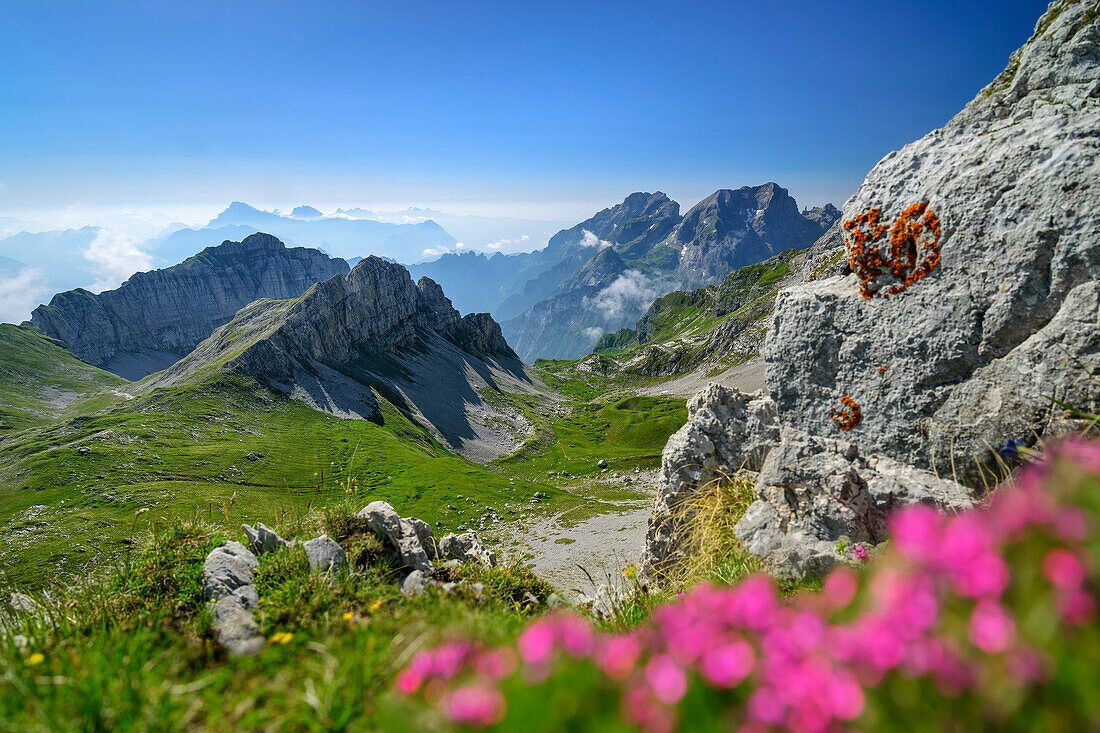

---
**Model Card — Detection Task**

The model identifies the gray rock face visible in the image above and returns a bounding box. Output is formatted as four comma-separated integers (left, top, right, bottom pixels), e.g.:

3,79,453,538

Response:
202,541,264,657
673,184,827,287
639,384,779,580
734,428,974,578
201,541,259,600
303,535,346,574
765,1,1100,482
401,569,436,596
357,501,435,572
30,233,349,380
8,592,38,615
439,532,498,568
241,523,288,555
406,518,439,560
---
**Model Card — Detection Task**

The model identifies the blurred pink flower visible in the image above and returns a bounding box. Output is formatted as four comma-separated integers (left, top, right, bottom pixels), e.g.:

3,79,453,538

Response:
968,601,1016,654
444,685,505,727
517,620,557,666
645,654,688,705
1043,548,1087,589
700,638,755,688
596,635,641,680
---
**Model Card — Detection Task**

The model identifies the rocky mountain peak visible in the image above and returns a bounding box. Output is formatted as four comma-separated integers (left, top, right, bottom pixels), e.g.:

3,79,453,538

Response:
671,183,824,285
30,234,349,380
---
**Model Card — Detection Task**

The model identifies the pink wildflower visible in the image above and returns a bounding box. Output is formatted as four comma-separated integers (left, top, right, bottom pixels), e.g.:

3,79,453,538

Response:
444,685,505,727
700,638,755,688
596,635,641,680
645,654,688,705
1043,548,1087,589
968,600,1016,654
517,619,557,666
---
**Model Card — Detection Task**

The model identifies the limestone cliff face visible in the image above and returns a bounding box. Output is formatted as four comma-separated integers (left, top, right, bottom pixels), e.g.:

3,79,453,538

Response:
641,0,1100,581
766,0,1100,481
148,256,530,463
29,233,348,379
222,256,517,382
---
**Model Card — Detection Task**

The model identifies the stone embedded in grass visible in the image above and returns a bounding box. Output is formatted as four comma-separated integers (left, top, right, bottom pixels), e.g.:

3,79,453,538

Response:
8,592,38,616
202,541,265,657
440,532,498,569
304,534,346,574
202,541,259,599
402,569,435,596
241,522,288,555
357,500,435,572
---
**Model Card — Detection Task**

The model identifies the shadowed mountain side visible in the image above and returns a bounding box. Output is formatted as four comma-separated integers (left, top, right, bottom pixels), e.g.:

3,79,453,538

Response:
140,257,546,463
30,233,350,380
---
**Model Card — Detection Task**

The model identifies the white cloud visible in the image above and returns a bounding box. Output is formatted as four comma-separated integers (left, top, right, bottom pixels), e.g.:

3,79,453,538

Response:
485,234,530,252
0,267,51,324
422,246,451,258
579,230,611,249
84,229,154,292
591,270,658,321
582,326,604,339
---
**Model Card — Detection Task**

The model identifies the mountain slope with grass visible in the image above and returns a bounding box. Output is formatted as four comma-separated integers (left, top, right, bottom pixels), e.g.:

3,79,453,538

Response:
0,324,128,432
538,221,846,398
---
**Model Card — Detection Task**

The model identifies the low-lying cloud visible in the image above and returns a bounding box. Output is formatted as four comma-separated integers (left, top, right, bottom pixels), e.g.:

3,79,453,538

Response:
582,326,604,340
0,268,51,324
591,270,658,321
579,229,611,249
85,229,154,292
485,234,530,252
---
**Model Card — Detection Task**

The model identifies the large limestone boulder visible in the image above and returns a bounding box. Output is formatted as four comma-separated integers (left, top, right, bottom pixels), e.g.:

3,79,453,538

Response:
639,384,779,580
765,1,1100,482
735,428,974,578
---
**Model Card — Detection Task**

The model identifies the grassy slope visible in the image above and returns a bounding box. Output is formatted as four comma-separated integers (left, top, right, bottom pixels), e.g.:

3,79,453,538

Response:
0,513,556,731
0,365,688,591
0,375,567,590
0,324,128,432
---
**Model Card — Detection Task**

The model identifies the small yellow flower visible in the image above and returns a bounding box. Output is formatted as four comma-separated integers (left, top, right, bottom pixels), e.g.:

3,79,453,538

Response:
279,633,293,645
270,632,294,645
368,600,383,614
343,611,354,621
26,653,44,666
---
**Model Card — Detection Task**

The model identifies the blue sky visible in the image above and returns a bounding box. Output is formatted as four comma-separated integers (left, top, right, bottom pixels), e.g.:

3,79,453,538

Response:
1,0,1050,221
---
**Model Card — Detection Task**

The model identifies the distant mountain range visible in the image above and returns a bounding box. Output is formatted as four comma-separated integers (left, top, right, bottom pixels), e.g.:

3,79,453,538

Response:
413,184,839,361
153,202,457,266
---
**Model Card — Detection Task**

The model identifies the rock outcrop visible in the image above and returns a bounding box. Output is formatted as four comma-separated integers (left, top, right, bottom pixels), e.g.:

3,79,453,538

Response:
766,0,1100,482
30,233,349,380
143,256,541,462
640,0,1100,582
639,384,778,580
735,428,974,578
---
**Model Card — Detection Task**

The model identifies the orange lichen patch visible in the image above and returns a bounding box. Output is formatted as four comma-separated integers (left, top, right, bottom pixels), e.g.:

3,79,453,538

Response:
877,367,886,374
843,204,941,299
830,396,862,430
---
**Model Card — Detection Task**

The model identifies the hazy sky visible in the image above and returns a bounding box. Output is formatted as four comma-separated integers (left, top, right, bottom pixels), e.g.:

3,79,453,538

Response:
1,0,1049,222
